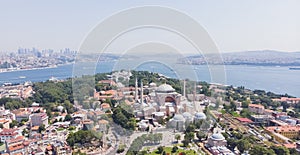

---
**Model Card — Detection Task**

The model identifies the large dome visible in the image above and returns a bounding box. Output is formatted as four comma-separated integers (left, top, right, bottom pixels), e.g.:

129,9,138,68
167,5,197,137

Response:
173,114,185,121
157,84,175,92
182,112,193,118
211,133,225,141
195,112,206,120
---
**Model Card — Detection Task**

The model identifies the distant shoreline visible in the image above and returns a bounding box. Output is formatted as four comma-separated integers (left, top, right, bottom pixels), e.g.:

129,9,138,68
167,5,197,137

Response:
178,62,300,67
2,62,297,75
0,63,74,74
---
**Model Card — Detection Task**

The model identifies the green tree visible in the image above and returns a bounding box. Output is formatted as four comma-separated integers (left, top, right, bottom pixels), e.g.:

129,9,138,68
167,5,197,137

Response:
184,132,195,145
38,124,46,133
196,131,207,142
250,145,275,155
232,131,243,139
182,139,189,147
175,134,181,143
230,101,237,111
157,146,164,154
240,109,252,118
289,148,298,155
227,138,237,151
241,98,251,108
172,146,178,153
237,139,251,153
185,124,196,133
270,145,290,155
64,114,72,121
117,144,125,153
9,120,18,128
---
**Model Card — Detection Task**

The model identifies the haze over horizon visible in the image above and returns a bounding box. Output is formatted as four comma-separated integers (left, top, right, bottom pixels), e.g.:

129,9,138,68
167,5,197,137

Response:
1,0,300,53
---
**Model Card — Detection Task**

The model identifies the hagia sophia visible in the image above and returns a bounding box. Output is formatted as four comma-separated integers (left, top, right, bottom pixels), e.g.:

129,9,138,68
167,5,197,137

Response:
132,78,207,131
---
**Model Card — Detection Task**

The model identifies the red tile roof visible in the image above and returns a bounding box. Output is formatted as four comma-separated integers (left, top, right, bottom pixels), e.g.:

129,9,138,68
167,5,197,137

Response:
236,117,253,123
249,104,264,108
8,143,24,152
0,128,18,136
283,143,296,148
267,125,300,132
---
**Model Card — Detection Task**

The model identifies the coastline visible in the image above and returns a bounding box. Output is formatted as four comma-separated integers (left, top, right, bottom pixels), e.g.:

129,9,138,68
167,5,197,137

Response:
0,62,74,74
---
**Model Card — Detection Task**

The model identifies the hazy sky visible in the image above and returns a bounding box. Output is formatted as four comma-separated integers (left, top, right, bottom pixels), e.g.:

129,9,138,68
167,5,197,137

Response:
0,0,300,53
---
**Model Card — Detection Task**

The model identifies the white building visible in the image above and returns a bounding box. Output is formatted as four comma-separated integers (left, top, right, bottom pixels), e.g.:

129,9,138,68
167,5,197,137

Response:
30,113,49,127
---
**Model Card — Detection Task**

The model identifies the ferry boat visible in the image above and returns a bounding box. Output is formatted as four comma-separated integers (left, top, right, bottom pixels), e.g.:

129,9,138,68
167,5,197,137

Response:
289,67,300,70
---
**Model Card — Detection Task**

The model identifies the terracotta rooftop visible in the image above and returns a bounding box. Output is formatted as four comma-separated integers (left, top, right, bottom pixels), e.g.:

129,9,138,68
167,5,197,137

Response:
6,136,24,144
0,128,18,136
267,125,300,132
249,104,264,108
236,117,253,123
0,119,9,123
283,143,296,148
83,119,93,124
101,103,111,109
31,126,40,131
8,143,24,152
99,119,109,124
264,109,274,113
273,97,300,102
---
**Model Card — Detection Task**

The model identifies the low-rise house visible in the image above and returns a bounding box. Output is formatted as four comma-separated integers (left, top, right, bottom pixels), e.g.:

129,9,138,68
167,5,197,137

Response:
273,97,300,104
7,143,25,155
30,113,48,127
250,115,274,125
52,141,71,155
100,103,111,112
0,118,11,129
0,128,21,142
248,104,265,114
12,109,31,123
5,136,26,155
266,126,300,140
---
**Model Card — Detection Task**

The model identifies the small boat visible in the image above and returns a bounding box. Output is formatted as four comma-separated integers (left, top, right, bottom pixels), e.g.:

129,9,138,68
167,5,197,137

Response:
49,76,58,81
289,67,300,70
19,76,26,79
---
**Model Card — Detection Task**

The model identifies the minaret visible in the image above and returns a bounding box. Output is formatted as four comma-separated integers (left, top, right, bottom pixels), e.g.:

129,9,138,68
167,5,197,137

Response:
183,80,186,98
140,80,143,104
135,78,138,101
193,82,196,104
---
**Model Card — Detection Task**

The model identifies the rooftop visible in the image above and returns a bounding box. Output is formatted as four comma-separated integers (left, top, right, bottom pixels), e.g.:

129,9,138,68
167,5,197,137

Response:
8,143,24,152
99,119,109,124
0,128,18,136
236,117,253,123
267,125,300,132
249,104,264,109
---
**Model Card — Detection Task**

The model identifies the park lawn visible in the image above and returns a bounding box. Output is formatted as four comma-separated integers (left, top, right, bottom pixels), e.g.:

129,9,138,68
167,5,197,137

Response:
231,111,240,117
57,127,65,131
146,147,197,155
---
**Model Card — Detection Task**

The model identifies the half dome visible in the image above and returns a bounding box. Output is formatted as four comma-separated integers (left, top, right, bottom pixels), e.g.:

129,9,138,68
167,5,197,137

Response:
157,84,175,92
211,133,225,141
195,112,206,120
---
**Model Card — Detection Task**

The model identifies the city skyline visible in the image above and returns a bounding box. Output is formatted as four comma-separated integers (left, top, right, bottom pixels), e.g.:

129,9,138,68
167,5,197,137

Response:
0,0,300,53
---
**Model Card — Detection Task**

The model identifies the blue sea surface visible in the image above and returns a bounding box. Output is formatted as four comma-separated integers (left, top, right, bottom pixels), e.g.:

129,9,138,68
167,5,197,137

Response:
0,62,299,97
